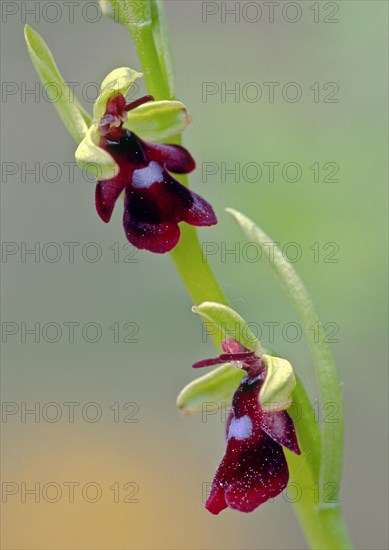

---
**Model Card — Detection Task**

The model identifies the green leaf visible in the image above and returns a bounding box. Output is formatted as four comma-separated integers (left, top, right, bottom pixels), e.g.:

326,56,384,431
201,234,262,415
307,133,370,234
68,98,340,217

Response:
177,363,244,416
124,100,192,141
226,207,345,499
259,354,296,411
192,301,262,352
24,25,91,144
93,67,143,121
75,124,118,180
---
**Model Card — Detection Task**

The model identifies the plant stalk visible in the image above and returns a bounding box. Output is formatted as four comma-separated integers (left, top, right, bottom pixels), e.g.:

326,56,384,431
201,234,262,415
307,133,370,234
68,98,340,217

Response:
122,1,352,547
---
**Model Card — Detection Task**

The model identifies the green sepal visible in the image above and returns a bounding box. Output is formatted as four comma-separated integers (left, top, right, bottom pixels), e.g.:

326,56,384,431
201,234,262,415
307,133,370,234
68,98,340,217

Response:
75,124,118,181
93,67,143,122
259,354,296,411
176,363,244,416
192,301,262,352
24,25,91,144
124,100,192,141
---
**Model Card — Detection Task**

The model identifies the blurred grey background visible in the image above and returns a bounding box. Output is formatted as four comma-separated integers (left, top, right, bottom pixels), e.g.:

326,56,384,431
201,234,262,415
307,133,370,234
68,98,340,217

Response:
1,1,388,548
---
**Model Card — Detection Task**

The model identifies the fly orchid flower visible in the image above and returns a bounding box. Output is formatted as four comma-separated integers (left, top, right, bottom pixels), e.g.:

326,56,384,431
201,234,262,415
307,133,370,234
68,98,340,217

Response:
193,338,301,514
76,68,217,253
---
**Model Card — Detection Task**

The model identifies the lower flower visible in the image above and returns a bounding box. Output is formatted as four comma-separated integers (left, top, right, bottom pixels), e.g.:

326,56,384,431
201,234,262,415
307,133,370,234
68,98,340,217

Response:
194,339,301,514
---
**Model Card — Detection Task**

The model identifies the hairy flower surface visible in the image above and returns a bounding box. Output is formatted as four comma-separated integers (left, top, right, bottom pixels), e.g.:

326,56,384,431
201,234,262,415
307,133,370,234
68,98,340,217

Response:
97,94,216,253
193,339,301,514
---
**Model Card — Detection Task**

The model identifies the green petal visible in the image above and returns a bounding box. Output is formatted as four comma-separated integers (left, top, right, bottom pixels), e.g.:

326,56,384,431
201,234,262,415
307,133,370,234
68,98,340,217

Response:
75,124,118,181
259,355,296,411
192,301,262,353
177,363,244,416
93,67,143,121
24,25,91,144
124,100,192,141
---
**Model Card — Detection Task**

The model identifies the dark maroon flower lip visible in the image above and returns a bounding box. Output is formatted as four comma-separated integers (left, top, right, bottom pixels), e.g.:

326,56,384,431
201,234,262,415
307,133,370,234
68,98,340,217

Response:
194,338,301,515
95,94,217,254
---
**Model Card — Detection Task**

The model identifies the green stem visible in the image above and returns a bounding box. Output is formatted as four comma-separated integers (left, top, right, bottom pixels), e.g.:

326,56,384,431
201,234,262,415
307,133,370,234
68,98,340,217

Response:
289,379,351,549
167,170,228,349
122,1,352,547
287,446,352,550
169,224,227,306
111,0,171,99
119,0,227,344
131,22,171,100
150,0,176,97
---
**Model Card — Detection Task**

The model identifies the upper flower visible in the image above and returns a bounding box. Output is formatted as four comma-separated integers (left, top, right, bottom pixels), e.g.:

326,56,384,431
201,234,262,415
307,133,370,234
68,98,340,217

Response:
75,68,217,253
193,338,301,514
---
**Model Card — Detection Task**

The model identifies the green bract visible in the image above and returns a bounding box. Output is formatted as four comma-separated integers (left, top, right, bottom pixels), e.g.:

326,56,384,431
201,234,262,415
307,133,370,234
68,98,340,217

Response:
259,355,296,412
24,25,91,144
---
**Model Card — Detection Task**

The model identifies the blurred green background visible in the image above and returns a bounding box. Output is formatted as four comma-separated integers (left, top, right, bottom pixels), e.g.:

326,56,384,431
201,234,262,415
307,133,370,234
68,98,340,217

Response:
1,1,388,548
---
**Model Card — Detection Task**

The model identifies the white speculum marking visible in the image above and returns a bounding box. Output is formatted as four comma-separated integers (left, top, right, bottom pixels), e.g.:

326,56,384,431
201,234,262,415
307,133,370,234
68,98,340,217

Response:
132,161,164,189
228,415,253,441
